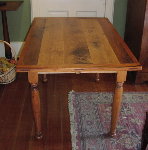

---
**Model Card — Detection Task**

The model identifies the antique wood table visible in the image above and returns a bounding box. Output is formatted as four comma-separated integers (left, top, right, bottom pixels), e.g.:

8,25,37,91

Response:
16,17,142,139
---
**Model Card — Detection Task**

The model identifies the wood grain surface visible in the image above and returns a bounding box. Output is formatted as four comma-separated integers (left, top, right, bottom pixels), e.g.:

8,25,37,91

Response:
17,17,141,73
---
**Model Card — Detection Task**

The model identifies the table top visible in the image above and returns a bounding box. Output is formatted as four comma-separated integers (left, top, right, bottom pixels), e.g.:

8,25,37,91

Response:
0,1,23,11
17,17,142,73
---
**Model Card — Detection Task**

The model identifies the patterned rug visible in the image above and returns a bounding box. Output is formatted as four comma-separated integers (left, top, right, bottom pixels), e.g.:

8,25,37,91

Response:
68,92,148,150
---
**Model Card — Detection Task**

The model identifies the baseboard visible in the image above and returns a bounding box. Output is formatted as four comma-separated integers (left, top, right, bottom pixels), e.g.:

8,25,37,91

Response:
0,41,24,58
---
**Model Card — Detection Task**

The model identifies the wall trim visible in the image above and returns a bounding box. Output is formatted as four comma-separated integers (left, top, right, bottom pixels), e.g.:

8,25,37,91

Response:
105,0,115,23
31,0,39,21
0,42,24,58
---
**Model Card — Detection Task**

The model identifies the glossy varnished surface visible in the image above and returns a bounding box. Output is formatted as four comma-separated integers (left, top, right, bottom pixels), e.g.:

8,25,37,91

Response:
17,17,141,72
16,17,142,138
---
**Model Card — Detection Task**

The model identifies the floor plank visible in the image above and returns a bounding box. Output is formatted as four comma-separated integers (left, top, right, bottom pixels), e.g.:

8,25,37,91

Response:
0,73,147,150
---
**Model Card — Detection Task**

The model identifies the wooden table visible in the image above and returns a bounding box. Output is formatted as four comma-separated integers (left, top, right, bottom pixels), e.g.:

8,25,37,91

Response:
16,17,142,139
0,1,23,59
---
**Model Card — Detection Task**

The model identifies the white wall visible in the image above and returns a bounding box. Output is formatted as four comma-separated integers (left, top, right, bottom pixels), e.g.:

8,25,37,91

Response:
0,42,23,58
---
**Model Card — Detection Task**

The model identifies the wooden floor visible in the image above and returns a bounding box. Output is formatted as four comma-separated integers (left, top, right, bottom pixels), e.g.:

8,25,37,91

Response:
0,73,148,150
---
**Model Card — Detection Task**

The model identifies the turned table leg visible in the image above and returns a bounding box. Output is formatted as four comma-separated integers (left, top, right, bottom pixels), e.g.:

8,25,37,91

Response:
109,71,127,137
28,72,43,139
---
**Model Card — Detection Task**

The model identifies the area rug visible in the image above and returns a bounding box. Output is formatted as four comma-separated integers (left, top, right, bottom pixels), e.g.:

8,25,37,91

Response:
68,91,148,150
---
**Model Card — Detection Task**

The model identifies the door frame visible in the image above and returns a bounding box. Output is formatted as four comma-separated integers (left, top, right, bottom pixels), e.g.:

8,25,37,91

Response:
31,0,115,23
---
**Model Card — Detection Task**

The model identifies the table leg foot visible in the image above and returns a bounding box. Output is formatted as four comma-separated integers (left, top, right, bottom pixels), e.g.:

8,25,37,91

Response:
108,131,116,137
35,132,43,140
